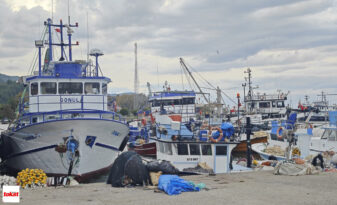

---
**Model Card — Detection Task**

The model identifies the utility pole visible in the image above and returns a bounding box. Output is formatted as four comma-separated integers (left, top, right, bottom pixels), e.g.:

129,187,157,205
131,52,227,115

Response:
134,42,139,110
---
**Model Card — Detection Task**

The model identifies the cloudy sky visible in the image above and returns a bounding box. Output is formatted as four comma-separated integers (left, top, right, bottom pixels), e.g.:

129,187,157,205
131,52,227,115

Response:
1,0,337,106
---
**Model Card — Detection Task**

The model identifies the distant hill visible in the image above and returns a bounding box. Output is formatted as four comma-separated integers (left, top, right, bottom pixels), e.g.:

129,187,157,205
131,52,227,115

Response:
0,73,19,82
0,73,24,104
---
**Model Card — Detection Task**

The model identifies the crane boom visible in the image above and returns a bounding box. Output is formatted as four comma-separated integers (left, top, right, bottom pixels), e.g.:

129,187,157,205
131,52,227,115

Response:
179,57,209,103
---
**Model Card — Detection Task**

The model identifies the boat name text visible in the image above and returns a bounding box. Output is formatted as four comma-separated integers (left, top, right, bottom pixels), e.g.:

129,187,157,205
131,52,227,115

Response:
60,97,82,103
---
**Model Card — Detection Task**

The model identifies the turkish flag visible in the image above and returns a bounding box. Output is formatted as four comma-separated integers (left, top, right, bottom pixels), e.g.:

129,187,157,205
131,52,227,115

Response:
55,28,61,32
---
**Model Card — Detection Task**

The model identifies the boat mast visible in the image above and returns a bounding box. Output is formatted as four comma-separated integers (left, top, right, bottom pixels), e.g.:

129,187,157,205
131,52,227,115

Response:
179,58,209,104
44,19,79,63
245,68,253,101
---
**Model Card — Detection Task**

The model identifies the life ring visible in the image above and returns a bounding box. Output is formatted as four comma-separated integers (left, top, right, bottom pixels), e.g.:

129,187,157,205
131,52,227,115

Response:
276,127,283,139
208,127,224,143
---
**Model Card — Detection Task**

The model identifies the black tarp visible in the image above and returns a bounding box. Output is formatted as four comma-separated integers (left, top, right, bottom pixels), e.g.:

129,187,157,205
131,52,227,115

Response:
146,160,179,174
107,151,150,187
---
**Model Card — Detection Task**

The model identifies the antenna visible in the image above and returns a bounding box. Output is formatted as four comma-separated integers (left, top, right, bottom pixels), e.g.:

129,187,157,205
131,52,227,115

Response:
68,0,70,25
51,0,54,21
86,11,89,62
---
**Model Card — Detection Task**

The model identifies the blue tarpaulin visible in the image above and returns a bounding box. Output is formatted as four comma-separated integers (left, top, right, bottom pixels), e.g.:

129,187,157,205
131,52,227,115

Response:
158,175,200,195
221,122,234,138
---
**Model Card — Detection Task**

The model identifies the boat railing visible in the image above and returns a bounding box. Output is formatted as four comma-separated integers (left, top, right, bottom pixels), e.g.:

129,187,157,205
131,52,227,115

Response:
27,94,108,113
245,94,287,101
13,109,125,131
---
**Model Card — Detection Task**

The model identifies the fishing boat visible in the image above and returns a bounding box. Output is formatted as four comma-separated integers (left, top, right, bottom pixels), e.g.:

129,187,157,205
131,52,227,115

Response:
230,68,289,127
127,84,197,158
252,111,337,160
127,120,156,158
301,111,337,155
0,18,129,180
154,122,239,173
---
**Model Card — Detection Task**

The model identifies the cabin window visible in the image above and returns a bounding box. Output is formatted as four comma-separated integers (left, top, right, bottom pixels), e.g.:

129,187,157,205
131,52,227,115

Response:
201,145,212,155
183,98,195,105
177,144,188,155
189,144,200,155
173,99,181,105
30,82,38,96
102,83,107,94
259,102,270,108
85,82,100,94
272,101,276,107
159,143,172,155
41,82,57,94
59,82,83,94
164,143,172,155
277,101,285,108
215,146,227,155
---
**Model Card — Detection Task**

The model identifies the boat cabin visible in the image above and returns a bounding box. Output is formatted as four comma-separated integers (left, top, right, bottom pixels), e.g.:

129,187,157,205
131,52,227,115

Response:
245,93,287,119
149,91,196,122
27,62,110,113
156,139,238,173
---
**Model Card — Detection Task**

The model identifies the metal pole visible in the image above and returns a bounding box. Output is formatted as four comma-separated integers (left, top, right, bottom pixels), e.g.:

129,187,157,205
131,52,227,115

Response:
246,116,252,168
38,47,41,76
95,55,98,76
68,33,72,61
60,20,64,60
47,18,53,61
237,93,240,126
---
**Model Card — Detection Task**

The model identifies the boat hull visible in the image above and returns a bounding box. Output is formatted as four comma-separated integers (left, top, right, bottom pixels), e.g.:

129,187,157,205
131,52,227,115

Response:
127,142,157,158
2,119,129,180
233,136,268,152
251,143,286,161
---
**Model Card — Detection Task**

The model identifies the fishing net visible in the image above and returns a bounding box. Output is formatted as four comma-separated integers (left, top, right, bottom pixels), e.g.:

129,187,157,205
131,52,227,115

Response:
106,151,150,187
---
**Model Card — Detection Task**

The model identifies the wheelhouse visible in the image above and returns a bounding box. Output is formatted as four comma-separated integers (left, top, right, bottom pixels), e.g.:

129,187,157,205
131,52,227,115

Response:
149,91,196,122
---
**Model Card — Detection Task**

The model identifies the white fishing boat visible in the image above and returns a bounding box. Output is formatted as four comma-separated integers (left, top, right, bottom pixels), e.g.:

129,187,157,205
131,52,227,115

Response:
0,18,129,180
230,68,289,127
252,111,337,160
155,137,238,174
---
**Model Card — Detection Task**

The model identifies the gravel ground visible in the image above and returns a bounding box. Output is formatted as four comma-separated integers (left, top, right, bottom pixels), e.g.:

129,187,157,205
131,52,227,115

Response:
18,171,337,205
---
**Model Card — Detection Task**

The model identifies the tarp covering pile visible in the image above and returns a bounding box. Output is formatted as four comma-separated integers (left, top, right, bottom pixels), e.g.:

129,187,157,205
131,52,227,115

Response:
107,151,150,187
158,175,200,195
274,161,318,176
220,122,234,138
146,160,179,174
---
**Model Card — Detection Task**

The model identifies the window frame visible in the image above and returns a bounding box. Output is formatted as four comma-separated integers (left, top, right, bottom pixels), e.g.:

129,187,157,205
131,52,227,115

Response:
30,82,38,96
189,144,200,155
201,145,212,156
40,82,57,95
177,143,189,155
84,82,100,95
58,82,83,95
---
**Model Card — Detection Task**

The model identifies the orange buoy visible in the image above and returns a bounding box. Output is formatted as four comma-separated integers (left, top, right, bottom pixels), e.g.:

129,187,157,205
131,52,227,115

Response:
208,127,224,143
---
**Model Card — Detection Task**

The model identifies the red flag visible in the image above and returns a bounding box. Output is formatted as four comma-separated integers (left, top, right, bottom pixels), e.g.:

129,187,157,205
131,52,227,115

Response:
55,28,61,32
